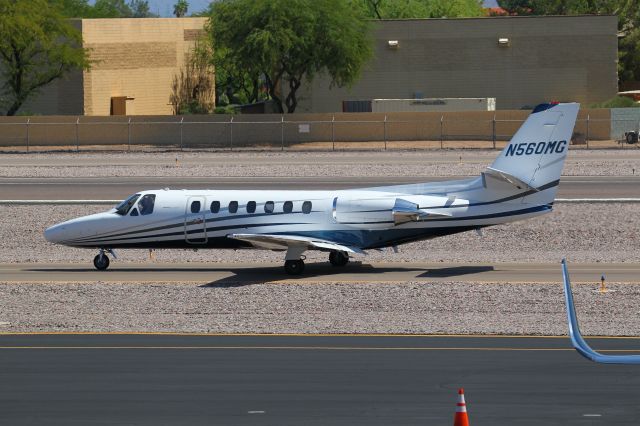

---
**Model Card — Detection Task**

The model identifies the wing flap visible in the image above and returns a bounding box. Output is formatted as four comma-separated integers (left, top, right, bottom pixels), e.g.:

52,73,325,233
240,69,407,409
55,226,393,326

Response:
228,233,365,254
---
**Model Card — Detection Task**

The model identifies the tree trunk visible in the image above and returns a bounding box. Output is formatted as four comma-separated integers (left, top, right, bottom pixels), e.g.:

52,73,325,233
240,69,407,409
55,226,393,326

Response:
264,71,284,113
6,102,21,116
285,76,301,114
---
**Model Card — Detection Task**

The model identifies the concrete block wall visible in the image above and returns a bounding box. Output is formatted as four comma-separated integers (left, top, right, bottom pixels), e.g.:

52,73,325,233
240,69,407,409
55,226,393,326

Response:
0,109,611,149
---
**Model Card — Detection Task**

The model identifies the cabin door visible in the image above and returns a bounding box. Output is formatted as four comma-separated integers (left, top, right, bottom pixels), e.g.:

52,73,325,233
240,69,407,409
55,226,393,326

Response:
185,197,207,244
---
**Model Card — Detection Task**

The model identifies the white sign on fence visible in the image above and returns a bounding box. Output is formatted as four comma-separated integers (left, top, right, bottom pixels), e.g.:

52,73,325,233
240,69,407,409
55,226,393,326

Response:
298,124,310,133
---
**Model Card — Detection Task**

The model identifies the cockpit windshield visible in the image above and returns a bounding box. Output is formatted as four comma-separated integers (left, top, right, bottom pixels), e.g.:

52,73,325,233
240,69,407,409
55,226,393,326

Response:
115,193,140,215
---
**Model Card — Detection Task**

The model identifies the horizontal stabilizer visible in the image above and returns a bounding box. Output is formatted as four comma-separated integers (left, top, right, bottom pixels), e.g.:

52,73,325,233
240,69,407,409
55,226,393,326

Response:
392,198,452,225
562,259,640,364
483,167,539,192
228,233,365,254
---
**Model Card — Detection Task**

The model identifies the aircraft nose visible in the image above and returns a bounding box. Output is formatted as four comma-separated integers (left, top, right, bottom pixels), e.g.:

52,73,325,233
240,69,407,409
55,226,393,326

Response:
44,223,67,244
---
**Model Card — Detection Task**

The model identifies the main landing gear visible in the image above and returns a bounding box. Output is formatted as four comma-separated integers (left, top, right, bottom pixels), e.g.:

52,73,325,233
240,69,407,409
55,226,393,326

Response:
283,246,306,276
93,248,116,271
283,249,350,276
284,259,305,275
329,250,349,267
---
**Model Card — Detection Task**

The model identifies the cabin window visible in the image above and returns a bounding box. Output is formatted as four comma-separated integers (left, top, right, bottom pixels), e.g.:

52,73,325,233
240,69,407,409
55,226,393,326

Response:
138,194,156,215
229,201,238,213
130,208,139,216
302,201,312,214
190,200,201,213
115,193,140,215
283,201,293,213
247,201,256,214
210,201,220,213
264,201,274,213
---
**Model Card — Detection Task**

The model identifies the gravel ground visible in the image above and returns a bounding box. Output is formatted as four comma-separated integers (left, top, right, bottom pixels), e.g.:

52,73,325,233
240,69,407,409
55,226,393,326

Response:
2,202,637,264
0,280,638,335
1,149,638,335
1,150,640,177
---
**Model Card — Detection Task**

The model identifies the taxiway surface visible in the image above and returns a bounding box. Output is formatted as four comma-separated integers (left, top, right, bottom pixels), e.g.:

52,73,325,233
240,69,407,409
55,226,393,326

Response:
3,262,639,284
1,334,639,425
2,176,640,199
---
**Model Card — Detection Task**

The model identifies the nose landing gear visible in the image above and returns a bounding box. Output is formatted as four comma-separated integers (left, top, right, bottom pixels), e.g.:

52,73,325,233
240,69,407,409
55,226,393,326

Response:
93,248,116,271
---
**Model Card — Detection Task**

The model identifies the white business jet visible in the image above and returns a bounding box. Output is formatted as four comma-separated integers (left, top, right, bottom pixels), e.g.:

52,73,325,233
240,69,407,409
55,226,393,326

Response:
44,102,579,275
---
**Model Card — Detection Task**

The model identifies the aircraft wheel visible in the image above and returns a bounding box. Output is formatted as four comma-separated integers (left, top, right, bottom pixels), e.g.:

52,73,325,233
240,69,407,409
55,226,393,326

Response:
93,253,110,271
284,259,305,275
329,250,349,267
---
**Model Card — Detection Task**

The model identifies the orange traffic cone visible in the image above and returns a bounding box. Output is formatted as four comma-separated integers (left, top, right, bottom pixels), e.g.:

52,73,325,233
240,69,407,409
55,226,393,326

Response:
453,388,470,426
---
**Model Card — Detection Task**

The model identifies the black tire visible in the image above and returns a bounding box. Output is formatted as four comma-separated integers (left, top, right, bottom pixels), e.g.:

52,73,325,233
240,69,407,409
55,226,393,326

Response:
93,254,110,271
329,250,349,267
284,259,305,275
627,133,634,144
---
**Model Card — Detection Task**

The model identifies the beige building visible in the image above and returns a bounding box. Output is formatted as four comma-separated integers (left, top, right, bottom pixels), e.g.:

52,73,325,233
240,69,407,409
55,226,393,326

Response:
298,15,619,112
23,17,209,116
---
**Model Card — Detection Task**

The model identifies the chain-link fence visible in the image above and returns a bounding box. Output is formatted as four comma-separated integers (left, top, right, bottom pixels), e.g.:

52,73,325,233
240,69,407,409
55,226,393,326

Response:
0,113,633,152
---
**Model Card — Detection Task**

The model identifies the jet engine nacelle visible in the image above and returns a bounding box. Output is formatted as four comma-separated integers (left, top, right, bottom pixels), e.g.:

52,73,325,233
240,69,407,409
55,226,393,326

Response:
333,193,468,227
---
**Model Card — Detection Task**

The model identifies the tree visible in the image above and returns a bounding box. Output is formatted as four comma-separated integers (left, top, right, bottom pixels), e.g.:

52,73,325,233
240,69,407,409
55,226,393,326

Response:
174,0,189,17
130,0,152,17
56,0,94,18
92,0,132,17
170,42,215,114
84,0,155,18
208,0,373,113
354,0,484,19
0,0,91,116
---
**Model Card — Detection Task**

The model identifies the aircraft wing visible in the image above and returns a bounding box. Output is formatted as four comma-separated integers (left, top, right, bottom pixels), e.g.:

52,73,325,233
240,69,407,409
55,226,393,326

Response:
228,233,365,254
562,258,640,364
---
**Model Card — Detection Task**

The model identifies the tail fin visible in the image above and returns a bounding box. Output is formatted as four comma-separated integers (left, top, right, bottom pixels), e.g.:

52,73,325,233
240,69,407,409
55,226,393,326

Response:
486,103,579,201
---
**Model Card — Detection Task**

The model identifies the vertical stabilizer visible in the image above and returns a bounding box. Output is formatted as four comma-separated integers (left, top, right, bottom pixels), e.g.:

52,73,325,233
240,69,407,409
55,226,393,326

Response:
488,103,579,193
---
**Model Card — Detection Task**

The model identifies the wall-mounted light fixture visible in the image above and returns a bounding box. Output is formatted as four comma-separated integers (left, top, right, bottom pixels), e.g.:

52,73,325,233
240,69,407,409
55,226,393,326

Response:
387,40,399,49
498,37,511,47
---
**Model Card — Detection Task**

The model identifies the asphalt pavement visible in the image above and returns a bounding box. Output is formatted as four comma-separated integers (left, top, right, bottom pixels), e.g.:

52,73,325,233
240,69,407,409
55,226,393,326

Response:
3,262,640,284
1,176,639,199
1,334,639,425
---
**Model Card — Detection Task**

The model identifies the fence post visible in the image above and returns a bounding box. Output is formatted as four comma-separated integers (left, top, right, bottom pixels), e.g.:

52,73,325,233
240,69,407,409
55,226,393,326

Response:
331,115,335,151
440,115,444,149
586,114,590,149
229,116,234,151
383,115,387,151
26,118,30,153
281,115,285,151
492,114,496,149
75,117,80,152
180,116,184,151
127,117,131,151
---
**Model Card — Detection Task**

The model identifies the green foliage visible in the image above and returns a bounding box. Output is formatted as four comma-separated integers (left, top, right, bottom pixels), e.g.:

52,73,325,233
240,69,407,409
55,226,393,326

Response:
92,0,133,17
130,0,152,17
57,0,155,18
56,0,94,18
170,42,215,115
353,0,484,19
590,96,640,108
174,0,189,17
208,0,373,113
214,105,238,114
0,0,91,115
